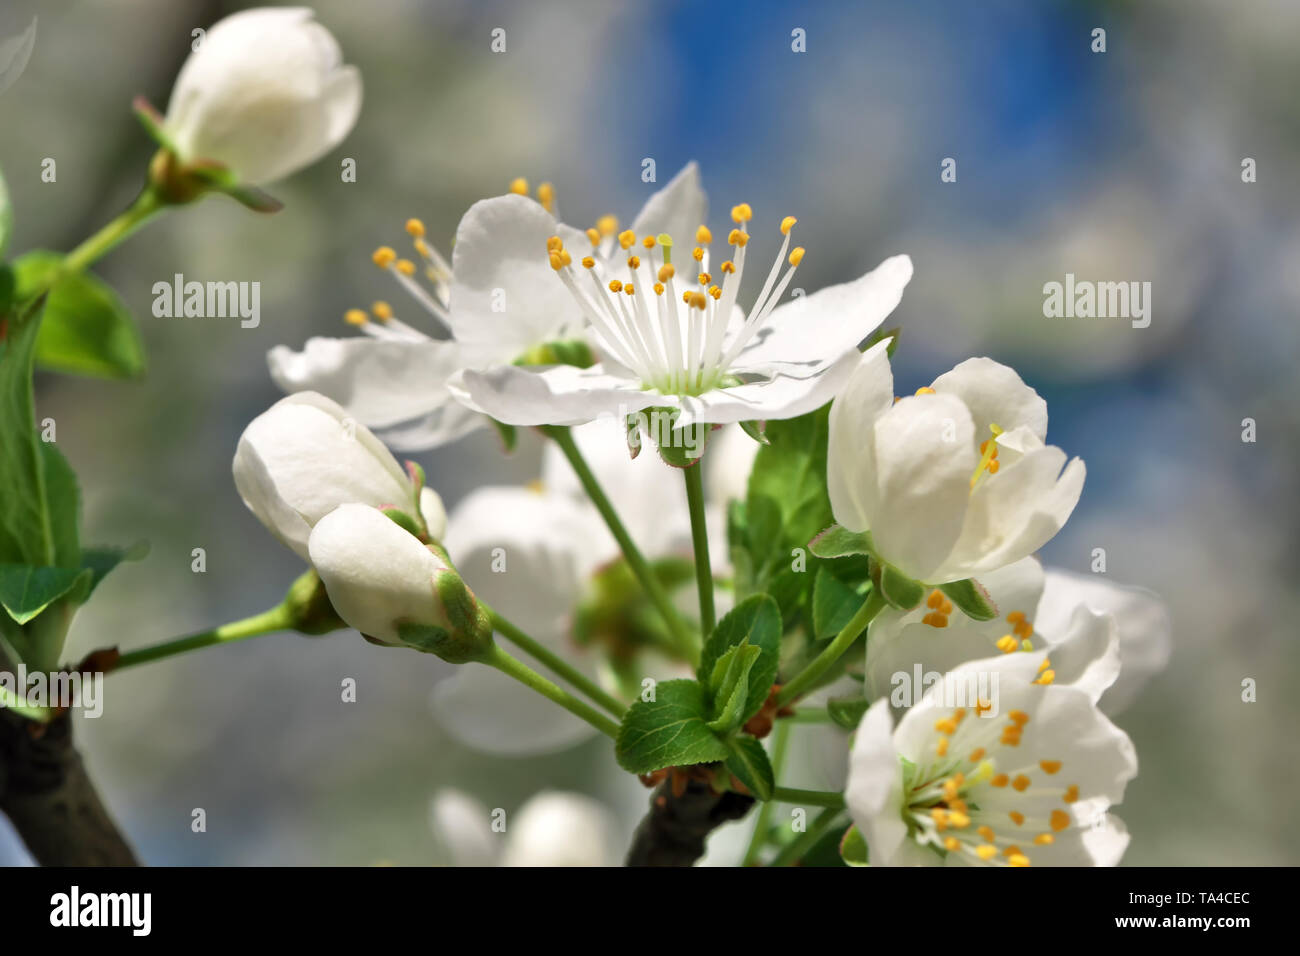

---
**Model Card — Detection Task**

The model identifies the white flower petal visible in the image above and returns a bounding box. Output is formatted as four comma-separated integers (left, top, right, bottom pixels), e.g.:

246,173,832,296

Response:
738,254,913,370
930,357,1048,442
453,363,660,426
431,663,596,756
845,701,911,865
501,792,619,867
827,340,895,533
674,351,862,428
429,789,500,867
630,161,707,248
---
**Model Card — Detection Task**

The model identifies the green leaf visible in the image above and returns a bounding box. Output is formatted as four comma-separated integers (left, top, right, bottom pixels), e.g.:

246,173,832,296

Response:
13,251,146,380
706,640,760,733
0,565,92,625
0,296,56,567
39,442,81,569
839,824,869,866
809,524,874,559
698,593,781,722
939,577,999,621
615,678,731,774
78,541,149,599
812,567,862,639
0,165,12,259
724,736,774,800
827,694,871,730
747,405,834,553
879,562,925,610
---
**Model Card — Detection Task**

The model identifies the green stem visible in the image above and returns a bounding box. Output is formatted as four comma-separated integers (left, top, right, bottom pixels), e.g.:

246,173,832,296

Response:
741,720,791,866
483,644,620,739
769,786,846,810
543,426,699,667
768,805,842,867
683,463,715,637
488,608,625,718
780,707,834,724
113,603,294,672
60,188,165,279
774,590,885,707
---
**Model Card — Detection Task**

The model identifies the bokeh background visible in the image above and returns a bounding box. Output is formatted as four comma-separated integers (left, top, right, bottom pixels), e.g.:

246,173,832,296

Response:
2,0,1297,865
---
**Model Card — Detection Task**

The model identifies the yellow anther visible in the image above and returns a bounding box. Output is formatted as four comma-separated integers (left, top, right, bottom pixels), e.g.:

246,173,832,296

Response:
509,177,528,195
1038,657,1051,673
537,182,555,210
683,290,693,304
1000,727,1022,746
922,611,949,628
1008,710,1030,726
549,252,565,271
371,301,393,321
1011,775,1031,792
1063,785,1079,804
934,717,958,735
405,218,425,238
975,698,994,716
947,811,971,829
586,228,601,247
975,844,998,861
581,256,595,269
1034,833,1054,846
915,386,936,396
624,283,635,295
1036,669,1056,686
731,203,753,223
936,736,949,757
396,259,417,276
780,215,797,235
1009,811,1025,826
926,590,945,609
413,238,431,257
709,285,721,299
969,747,986,762
728,228,750,247
658,264,675,282
990,774,1009,788
597,215,618,237
609,280,623,292
618,230,636,250
691,291,708,310
692,247,705,262
977,825,996,842
940,598,954,615
1007,611,1026,625
788,247,805,267
720,260,736,274
1007,853,1031,867
627,255,641,269
654,282,665,295
696,225,712,244
996,635,1018,654
1050,810,1071,832
642,235,656,249
944,837,961,852
344,308,368,326
546,235,564,252
372,246,398,268
698,272,712,285
1039,759,1062,776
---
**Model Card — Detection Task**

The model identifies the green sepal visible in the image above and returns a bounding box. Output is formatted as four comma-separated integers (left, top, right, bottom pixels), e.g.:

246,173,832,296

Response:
488,417,518,453
378,506,423,539
939,577,999,621
839,824,869,866
878,563,925,610
739,419,770,445
812,566,863,639
827,694,871,730
430,569,493,663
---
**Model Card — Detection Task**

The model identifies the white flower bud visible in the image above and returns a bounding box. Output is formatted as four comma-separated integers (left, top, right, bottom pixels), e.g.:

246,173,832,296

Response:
309,504,490,659
163,7,361,185
232,392,415,560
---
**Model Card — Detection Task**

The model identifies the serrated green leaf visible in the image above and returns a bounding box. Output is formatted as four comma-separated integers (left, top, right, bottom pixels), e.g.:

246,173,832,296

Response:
698,594,781,722
0,565,92,625
939,577,999,621
812,567,862,639
724,735,774,800
827,694,871,730
706,640,759,733
809,523,874,559
13,251,146,380
616,679,731,774
879,562,925,610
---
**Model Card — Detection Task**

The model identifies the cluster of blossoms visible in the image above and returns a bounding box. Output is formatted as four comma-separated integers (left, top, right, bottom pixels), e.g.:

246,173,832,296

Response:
233,146,1168,864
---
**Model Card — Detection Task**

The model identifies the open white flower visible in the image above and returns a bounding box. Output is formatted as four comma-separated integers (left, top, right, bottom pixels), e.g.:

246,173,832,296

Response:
233,391,444,560
847,652,1137,867
863,556,1169,715
828,348,1085,585
451,172,913,431
433,421,742,754
163,7,361,185
269,165,710,450
430,789,618,867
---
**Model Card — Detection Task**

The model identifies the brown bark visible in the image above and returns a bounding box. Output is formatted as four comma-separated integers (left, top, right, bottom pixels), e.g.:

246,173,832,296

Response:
0,708,139,866
625,777,755,867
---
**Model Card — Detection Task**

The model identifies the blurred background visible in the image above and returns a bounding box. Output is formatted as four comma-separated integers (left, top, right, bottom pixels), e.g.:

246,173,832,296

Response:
1,0,1296,865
